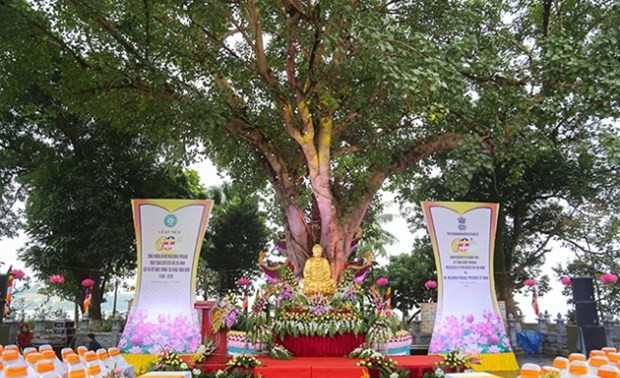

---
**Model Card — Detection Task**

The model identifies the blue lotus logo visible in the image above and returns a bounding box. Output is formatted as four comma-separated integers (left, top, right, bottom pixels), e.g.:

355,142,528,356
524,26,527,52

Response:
164,214,177,228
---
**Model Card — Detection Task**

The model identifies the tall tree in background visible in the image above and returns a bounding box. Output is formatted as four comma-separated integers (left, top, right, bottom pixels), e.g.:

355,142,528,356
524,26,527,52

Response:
397,95,619,317
2,1,619,282
381,242,436,325
16,116,208,320
201,185,270,296
0,45,208,320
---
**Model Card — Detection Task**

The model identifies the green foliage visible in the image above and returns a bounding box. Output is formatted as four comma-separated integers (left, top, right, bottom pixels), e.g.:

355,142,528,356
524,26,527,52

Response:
202,186,270,296
553,202,620,318
0,46,207,321
380,243,437,324
2,0,620,288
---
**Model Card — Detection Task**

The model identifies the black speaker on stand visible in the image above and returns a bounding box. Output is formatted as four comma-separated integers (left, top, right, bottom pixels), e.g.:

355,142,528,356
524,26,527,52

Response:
571,277,608,354
0,273,8,324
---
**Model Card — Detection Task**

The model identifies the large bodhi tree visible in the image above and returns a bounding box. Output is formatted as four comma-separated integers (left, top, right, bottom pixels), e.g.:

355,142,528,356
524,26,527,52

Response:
3,1,619,280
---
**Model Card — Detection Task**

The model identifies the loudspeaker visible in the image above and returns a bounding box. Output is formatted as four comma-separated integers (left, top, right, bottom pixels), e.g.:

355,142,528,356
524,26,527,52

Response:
0,274,8,324
578,326,608,355
572,277,595,302
575,301,599,326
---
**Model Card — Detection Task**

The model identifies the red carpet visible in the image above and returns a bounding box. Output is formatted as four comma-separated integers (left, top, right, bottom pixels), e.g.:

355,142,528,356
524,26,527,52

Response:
202,355,443,378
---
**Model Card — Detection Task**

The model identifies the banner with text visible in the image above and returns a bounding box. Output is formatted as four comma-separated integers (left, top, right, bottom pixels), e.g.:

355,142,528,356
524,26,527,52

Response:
119,199,212,354
422,202,516,369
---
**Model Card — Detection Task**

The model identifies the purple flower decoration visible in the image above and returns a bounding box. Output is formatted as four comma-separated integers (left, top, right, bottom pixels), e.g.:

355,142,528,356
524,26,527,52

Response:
342,287,357,301
523,278,537,287
601,273,618,285
560,276,571,286
376,277,389,287
313,305,327,315
276,286,294,306
354,271,367,284
223,308,239,328
265,275,278,284
237,277,250,286
424,280,437,290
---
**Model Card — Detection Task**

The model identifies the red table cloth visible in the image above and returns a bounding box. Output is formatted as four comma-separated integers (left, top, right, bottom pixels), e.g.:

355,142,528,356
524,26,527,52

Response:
275,332,365,357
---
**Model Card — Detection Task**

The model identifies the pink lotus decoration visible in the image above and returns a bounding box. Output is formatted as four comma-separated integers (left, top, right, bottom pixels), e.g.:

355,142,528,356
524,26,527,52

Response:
523,278,537,287
11,269,25,280
81,278,95,287
424,280,437,290
236,277,250,286
376,277,389,287
600,273,618,285
49,275,65,285
560,276,572,286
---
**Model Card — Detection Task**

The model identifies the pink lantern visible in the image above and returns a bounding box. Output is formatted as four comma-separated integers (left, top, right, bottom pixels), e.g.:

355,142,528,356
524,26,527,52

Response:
560,276,572,286
81,278,95,287
600,273,618,285
424,280,438,290
49,275,65,285
376,277,389,287
11,269,26,280
523,278,537,287
236,277,250,286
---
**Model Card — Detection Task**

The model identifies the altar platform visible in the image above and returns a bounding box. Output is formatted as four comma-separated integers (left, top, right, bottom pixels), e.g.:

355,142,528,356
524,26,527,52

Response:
202,355,444,378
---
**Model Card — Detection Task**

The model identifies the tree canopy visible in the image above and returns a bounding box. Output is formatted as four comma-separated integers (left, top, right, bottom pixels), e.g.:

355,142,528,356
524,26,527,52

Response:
0,15,209,319
2,0,619,283
202,184,271,296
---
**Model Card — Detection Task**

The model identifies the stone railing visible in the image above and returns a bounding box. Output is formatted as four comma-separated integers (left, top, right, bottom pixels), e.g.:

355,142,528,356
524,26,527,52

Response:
410,309,620,355
5,309,619,356
2,312,123,349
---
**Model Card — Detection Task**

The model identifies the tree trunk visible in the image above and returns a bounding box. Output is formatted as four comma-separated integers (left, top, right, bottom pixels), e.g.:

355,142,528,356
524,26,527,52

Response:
493,208,518,317
283,202,312,274
89,281,103,321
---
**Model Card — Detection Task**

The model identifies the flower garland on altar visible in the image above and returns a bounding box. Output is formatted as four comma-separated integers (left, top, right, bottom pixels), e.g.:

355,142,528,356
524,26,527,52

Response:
212,250,402,357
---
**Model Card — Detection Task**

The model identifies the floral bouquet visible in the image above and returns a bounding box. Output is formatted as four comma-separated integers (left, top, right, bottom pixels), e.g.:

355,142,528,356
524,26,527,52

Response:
104,368,123,378
423,351,480,378
149,349,190,372
356,350,408,378
213,292,241,331
268,344,293,360
189,337,217,365
225,354,263,370
203,370,253,378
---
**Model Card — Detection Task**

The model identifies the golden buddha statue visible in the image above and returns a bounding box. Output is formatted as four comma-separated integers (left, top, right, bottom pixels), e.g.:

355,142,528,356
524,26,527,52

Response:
302,244,336,296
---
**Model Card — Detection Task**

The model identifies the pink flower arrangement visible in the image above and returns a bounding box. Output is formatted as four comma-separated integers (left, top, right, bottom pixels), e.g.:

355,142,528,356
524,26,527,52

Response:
560,276,572,286
236,277,250,286
424,280,438,290
81,278,95,287
11,269,25,280
49,275,65,284
600,272,618,285
376,277,389,287
523,278,537,287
